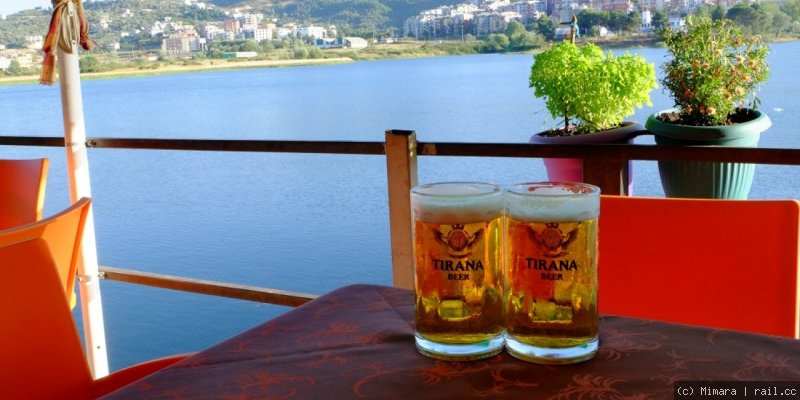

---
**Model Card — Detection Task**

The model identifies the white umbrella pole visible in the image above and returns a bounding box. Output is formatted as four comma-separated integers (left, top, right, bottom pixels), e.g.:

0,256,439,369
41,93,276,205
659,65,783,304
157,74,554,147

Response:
56,1,109,378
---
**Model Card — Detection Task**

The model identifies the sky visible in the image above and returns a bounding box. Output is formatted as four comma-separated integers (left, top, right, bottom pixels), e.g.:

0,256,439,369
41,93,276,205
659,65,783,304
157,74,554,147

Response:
0,1,53,16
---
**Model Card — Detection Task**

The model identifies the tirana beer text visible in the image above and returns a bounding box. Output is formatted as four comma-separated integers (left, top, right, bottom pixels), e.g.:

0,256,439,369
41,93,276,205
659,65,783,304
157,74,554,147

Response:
504,182,600,364
411,182,504,360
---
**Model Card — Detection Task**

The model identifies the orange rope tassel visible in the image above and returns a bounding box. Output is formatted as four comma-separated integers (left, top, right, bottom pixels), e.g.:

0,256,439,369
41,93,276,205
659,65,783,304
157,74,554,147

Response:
40,53,56,85
40,0,95,86
40,1,63,85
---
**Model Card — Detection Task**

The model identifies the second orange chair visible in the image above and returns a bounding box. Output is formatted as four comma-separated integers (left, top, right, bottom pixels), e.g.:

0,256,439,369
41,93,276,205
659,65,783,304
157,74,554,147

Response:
0,158,49,230
0,197,90,309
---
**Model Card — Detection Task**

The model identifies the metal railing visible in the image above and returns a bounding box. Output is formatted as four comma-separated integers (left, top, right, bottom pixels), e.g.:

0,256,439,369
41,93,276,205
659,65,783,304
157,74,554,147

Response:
3,131,800,306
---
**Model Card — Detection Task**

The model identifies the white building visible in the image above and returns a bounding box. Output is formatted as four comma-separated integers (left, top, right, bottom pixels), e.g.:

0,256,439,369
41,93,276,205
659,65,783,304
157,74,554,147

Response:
9,52,33,68
224,51,257,58
641,10,653,31
242,13,264,27
203,24,227,40
296,26,326,39
98,15,110,29
475,12,504,36
486,0,512,11
161,31,204,56
509,1,545,22
254,28,273,42
314,37,368,49
344,37,368,49
151,21,166,36
24,36,43,50
669,15,685,29
500,11,522,23
276,27,294,39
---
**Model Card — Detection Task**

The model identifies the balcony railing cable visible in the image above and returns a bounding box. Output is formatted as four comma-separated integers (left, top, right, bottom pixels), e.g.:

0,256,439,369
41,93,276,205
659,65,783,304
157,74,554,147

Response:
2,131,799,306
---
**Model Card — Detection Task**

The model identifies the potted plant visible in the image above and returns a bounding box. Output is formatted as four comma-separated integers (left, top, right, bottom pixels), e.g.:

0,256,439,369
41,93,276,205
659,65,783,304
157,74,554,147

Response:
529,40,657,194
646,15,771,199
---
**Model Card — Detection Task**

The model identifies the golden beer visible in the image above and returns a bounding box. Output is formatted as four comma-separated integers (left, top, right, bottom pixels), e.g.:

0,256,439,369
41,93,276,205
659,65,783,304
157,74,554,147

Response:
504,182,599,364
412,182,504,360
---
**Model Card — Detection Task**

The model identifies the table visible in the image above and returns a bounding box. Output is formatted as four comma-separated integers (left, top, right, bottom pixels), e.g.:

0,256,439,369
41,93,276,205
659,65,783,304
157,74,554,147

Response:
101,284,800,399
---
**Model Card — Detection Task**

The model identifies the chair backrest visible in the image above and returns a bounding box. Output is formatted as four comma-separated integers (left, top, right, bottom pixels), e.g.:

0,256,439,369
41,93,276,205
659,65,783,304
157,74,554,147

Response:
0,197,91,309
599,195,800,339
0,158,49,230
0,238,95,400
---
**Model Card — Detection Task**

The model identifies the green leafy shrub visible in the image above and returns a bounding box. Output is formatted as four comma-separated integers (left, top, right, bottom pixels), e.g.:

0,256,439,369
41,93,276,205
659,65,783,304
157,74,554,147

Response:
660,16,769,125
529,41,656,134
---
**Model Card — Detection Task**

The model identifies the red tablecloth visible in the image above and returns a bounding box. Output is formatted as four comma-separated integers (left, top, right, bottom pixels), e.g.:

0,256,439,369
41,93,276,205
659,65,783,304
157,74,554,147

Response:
101,284,800,399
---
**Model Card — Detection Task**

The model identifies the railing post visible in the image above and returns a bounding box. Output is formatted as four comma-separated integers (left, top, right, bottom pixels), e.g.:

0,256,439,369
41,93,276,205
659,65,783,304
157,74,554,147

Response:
385,130,418,289
582,156,628,196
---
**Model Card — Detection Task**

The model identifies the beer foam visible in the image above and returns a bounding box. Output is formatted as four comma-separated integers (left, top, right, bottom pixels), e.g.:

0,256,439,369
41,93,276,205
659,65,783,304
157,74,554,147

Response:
505,183,599,221
412,182,503,224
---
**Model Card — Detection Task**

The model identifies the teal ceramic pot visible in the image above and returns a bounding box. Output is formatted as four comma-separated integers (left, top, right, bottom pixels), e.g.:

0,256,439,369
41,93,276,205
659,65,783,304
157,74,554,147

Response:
646,109,772,199
530,121,642,195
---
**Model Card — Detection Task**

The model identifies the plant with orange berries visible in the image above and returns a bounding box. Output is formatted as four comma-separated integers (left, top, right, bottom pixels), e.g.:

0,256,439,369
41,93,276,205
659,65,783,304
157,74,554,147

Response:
659,15,769,126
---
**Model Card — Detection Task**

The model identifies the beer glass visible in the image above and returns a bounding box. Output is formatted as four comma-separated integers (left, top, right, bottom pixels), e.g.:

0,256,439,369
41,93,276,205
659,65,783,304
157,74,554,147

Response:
504,182,599,364
411,182,505,360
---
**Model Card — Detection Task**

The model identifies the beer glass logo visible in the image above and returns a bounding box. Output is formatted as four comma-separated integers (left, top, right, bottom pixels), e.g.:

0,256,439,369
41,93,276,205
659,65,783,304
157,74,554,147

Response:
530,222,578,257
434,224,484,257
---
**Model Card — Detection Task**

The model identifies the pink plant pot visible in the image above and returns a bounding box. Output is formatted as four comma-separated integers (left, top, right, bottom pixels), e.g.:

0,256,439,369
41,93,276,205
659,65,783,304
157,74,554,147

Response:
530,122,642,195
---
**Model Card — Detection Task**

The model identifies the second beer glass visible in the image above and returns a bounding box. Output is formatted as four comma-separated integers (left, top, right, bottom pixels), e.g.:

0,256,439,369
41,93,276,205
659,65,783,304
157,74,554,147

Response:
504,182,600,364
412,182,505,360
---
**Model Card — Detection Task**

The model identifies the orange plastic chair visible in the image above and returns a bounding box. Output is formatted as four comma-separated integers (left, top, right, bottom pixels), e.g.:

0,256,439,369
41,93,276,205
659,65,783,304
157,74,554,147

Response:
0,158,49,230
0,197,90,309
599,195,800,338
0,238,187,400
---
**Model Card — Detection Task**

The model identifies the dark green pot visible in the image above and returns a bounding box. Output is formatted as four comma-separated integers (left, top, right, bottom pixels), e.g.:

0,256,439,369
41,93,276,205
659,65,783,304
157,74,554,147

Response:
645,109,772,199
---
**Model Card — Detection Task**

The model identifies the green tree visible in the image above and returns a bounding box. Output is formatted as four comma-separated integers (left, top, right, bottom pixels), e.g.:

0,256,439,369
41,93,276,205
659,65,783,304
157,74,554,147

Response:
241,40,261,53
772,11,792,37
292,46,309,59
607,11,626,33
726,5,757,33
695,5,712,19
307,46,324,59
711,5,726,21
505,21,529,50
79,54,101,73
652,10,669,31
577,9,608,36
727,4,771,35
482,34,509,52
522,31,546,49
533,16,557,40
783,0,800,21
260,40,275,52
505,21,526,43
6,60,24,76
622,11,642,33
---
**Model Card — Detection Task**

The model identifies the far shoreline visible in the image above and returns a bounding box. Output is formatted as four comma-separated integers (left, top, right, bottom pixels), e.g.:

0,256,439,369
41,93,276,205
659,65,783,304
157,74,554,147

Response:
0,38,662,86
0,57,355,86
2,35,795,86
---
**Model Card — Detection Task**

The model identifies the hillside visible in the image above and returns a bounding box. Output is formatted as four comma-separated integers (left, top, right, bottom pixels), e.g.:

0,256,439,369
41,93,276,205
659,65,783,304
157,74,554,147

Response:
208,0,455,32
0,0,456,48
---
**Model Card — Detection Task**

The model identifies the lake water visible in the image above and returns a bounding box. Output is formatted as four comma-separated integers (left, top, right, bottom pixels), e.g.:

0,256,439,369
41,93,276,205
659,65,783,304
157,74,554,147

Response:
1,42,799,370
